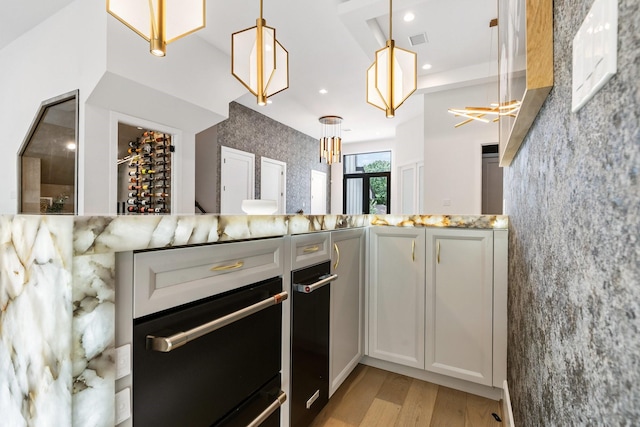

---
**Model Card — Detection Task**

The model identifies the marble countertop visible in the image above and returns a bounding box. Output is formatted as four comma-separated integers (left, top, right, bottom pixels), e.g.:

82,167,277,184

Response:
0,213,506,427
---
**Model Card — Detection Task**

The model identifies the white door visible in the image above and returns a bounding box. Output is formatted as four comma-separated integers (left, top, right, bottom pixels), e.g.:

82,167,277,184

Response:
368,227,426,369
329,229,365,397
310,170,326,214
220,146,255,214
260,157,286,214
425,228,494,386
399,164,416,214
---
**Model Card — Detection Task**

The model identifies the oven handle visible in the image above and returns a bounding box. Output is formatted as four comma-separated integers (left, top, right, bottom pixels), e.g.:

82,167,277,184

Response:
146,291,289,352
246,391,287,427
293,273,338,294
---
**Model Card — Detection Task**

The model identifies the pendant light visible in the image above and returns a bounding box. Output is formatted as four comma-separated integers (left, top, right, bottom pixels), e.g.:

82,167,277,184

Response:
107,0,206,57
447,19,522,127
319,116,343,165
232,0,289,106
366,0,417,118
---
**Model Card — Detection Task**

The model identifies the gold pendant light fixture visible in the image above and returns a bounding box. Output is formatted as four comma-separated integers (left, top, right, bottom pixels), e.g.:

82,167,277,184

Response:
107,0,206,57
232,0,289,106
366,0,417,118
319,116,343,165
447,100,522,128
446,19,523,127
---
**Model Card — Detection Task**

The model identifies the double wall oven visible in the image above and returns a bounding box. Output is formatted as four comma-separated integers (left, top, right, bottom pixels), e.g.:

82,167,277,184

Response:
115,237,287,427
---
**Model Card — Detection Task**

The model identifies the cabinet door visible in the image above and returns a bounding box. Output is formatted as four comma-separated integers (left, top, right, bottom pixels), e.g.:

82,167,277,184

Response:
368,227,426,369
425,229,493,385
329,229,365,397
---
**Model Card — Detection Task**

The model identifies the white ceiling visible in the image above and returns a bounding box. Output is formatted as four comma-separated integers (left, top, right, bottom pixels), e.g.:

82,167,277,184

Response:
0,0,498,143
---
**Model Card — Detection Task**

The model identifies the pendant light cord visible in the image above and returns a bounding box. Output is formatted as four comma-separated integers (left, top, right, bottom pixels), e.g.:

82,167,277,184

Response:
260,0,263,20
389,0,393,40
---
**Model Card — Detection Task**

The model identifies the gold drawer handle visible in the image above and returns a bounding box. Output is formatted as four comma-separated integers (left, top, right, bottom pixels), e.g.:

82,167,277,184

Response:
303,245,320,253
210,261,244,271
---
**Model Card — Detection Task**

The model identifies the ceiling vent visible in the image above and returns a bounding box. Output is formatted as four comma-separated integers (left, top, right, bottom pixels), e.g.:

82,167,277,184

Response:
408,32,428,46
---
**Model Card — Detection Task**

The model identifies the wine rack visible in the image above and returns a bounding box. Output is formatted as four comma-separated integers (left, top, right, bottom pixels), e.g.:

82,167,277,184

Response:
126,130,172,214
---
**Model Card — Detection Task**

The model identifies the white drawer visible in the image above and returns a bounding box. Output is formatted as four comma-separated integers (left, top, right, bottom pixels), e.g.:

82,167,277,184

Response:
133,237,284,318
291,232,331,270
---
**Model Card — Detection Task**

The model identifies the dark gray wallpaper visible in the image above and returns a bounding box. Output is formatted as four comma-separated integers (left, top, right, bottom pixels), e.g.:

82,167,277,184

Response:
503,0,639,425
214,102,330,214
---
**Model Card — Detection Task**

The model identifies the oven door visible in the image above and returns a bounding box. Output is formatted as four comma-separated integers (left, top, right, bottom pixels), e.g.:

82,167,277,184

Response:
133,277,284,427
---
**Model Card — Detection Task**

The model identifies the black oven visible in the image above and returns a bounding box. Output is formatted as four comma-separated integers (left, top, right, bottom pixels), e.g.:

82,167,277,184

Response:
132,277,287,427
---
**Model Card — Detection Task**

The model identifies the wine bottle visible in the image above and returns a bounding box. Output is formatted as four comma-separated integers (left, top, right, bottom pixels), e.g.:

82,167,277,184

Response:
154,182,170,188
140,169,156,174
127,192,138,198
155,160,168,166
154,207,167,213
127,147,142,154
154,192,169,197
128,170,138,176
140,191,152,198
127,206,138,213
156,198,167,204
127,198,139,205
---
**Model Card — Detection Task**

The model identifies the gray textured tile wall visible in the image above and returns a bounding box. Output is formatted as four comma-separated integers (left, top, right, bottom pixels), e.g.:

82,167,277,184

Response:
214,102,330,214
503,0,639,425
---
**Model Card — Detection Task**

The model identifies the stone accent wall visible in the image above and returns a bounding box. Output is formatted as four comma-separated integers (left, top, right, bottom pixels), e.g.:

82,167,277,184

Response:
215,102,330,214
503,0,639,425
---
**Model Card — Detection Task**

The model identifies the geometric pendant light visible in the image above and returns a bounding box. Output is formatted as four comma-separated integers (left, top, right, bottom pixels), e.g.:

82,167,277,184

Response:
318,116,343,165
232,0,289,106
107,0,206,57
366,0,417,118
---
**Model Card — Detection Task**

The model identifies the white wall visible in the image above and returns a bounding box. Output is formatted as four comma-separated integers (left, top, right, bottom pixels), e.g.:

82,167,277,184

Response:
394,114,425,213
330,139,396,214
0,0,243,214
0,0,106,213
195,126,218,213
423,82,499,214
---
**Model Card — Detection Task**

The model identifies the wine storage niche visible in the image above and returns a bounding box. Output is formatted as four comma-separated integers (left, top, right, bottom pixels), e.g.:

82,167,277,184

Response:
117,126,172,214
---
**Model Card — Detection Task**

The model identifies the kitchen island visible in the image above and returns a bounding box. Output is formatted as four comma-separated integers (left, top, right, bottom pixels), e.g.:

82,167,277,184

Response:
0,213,506,427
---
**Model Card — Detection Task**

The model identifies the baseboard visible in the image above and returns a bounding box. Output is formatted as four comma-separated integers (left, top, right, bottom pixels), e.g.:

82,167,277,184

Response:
360,356,502,400
502,380,515,427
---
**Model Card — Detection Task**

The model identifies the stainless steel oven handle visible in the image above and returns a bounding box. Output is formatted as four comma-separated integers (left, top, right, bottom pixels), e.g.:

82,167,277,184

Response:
146,291,289,352
246,391,287,427
293,273,338,294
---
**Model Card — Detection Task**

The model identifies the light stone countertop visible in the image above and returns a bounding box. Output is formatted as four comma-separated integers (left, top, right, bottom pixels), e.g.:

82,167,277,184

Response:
0,213,507,427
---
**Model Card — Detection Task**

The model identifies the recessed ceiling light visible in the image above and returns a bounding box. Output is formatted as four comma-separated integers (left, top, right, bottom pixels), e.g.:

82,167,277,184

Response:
137,126,143,130
343,128,352,132
319,89,328,94
422,63,432,70
403,12,415,22
267,100,273,104
66,142,76,150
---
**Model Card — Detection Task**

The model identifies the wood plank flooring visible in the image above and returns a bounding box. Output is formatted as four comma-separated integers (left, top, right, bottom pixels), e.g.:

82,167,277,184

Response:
309,365,502,427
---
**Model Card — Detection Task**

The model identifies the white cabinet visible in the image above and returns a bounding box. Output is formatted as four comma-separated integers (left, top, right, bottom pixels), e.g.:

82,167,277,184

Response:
425,229,494,386
329,229,365,397
368,227,426,369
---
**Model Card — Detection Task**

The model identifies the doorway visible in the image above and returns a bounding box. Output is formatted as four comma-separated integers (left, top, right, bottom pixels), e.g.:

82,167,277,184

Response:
220,146,255,214
342,151,391,215
481,145,503,214
310,170,327,214
261,157,286,214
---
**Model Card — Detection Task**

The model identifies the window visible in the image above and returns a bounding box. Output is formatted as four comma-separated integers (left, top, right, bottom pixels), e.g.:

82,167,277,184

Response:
18,91,78,214
343,151,391,214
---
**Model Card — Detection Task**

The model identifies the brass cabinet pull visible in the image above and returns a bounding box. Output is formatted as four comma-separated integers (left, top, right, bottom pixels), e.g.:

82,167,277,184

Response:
412,240,415,262
303,245,320,253
333,243,340,270
210,260,244,271
437,241,440,264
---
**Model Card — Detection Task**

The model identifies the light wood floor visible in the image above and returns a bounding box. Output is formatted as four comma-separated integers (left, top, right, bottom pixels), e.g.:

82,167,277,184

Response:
309,365,503,427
